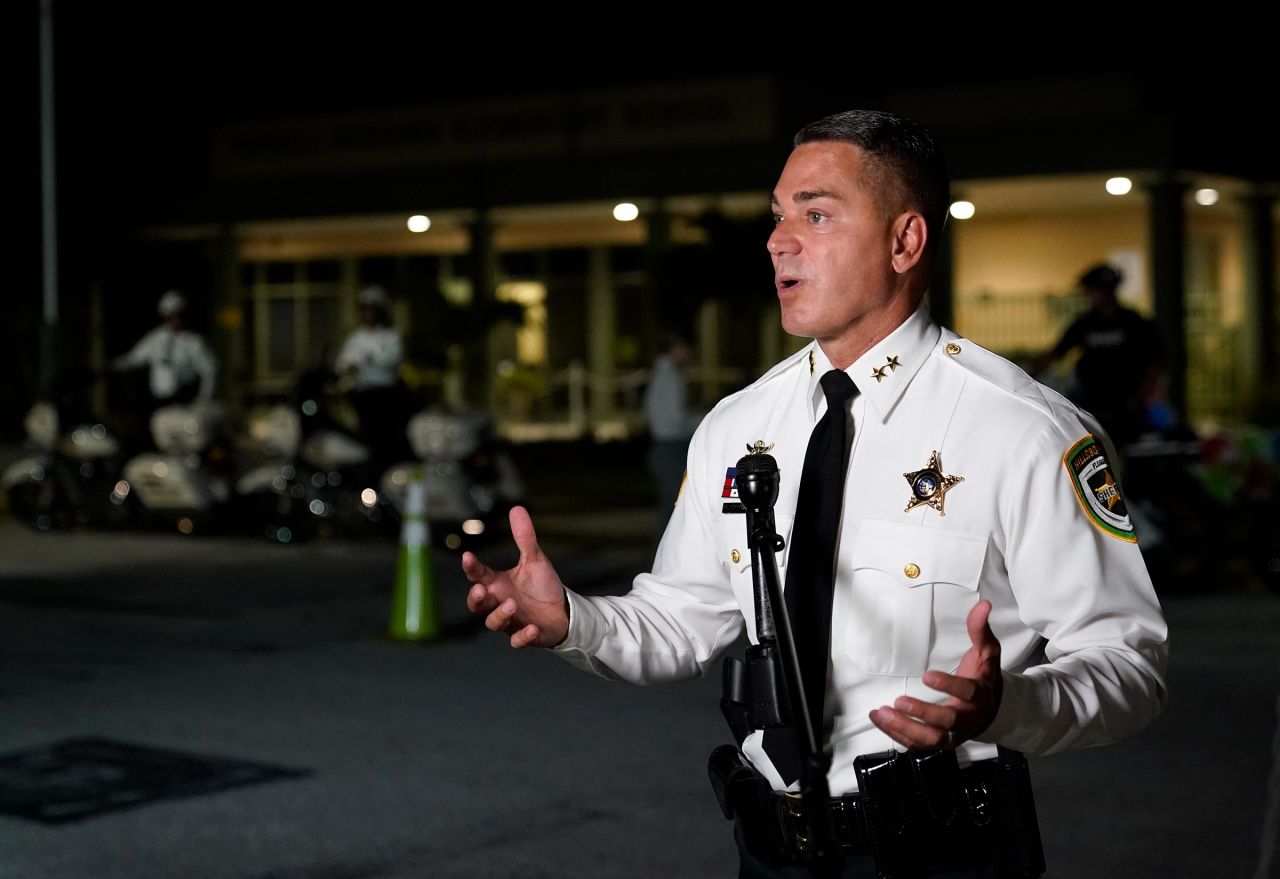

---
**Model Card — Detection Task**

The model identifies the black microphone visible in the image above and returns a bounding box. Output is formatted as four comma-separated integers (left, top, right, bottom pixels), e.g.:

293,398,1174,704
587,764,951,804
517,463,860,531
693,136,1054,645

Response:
734,452,780,519
735,451,786,668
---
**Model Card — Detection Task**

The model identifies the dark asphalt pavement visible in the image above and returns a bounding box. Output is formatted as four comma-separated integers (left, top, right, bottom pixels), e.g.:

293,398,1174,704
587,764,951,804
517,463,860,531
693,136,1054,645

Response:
1,509,1277,878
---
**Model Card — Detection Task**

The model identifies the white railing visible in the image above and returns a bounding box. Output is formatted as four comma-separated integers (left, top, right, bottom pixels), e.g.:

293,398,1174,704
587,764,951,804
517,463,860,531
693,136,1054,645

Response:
495,361,745,443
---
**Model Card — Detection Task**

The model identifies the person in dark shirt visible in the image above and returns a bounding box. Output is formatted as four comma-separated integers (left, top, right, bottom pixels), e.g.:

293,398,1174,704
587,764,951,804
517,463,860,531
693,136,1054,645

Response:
1042,264,1165,446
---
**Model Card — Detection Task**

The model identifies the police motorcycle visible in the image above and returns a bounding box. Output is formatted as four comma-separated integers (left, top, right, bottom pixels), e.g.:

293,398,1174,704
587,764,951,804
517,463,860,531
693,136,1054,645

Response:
236,366,392,543
2,400,130,531
237,366,524,548
378,406,526,552
116,401,239,534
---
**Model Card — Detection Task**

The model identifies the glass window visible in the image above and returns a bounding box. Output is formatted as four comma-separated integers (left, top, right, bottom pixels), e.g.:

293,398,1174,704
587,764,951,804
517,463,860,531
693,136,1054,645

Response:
610,246,643,273
268,299,297,374
306,260,341,283
265,262,295,284
307,297,337,365
547,248,588,276
501,251,538,277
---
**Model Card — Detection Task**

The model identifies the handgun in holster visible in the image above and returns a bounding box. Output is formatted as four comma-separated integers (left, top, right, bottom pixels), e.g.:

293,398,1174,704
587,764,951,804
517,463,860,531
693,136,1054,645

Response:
707,743,788,862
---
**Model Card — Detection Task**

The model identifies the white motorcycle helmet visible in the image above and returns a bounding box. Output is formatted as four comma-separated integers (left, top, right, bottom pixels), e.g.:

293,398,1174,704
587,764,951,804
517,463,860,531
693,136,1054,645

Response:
357,285,389,309
157,290,187,318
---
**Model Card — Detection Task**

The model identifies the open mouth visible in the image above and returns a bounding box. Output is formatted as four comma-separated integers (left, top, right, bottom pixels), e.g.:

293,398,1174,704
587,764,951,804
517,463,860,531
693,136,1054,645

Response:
778,278,802,291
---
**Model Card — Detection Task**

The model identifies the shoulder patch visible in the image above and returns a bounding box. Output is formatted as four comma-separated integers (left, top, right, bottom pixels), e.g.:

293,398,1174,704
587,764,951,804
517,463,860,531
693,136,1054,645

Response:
1063,435,1137,542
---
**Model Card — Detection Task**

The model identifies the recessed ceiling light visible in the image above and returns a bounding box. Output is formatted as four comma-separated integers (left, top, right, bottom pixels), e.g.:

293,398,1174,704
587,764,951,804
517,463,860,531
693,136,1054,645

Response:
1105,177,1133,196
1194,188,1220,206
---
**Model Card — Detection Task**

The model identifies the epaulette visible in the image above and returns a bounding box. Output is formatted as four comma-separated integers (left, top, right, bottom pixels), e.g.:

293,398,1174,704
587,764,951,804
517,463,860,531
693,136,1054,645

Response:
933,332,1063,420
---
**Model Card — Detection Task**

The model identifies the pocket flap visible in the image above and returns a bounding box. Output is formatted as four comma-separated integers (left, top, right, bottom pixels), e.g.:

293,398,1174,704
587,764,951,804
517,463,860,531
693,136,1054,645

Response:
851,519,987,590
715,512,794,575
715,518,753,573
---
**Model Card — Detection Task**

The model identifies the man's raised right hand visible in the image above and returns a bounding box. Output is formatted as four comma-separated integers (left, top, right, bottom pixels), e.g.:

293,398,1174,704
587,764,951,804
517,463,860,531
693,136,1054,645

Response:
462,506,570,649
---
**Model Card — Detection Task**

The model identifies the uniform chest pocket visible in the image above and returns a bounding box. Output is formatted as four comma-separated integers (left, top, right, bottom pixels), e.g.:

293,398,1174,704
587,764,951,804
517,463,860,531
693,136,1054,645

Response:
832,519,988,677
714,512,793,640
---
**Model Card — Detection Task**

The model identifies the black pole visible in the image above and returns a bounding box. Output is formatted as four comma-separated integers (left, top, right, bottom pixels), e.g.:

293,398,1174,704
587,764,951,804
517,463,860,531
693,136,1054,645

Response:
39,0,60,395
736,453,841,877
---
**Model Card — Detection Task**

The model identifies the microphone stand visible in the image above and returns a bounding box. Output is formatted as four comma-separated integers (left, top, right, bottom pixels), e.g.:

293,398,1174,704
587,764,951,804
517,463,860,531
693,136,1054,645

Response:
735,453,841,878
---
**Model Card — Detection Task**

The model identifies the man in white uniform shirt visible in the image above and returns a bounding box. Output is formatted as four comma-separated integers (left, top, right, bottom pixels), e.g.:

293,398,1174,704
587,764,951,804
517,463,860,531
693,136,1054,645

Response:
463,110,1167,877
335,285,405,392
113,290,218,410
335,285,408,467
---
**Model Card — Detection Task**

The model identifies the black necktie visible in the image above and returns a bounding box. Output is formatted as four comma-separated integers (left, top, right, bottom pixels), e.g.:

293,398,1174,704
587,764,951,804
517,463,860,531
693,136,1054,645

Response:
763,368,858,784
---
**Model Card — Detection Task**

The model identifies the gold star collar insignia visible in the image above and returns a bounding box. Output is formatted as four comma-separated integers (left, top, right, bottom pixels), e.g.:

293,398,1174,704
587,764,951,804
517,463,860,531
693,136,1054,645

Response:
903,450,964,515
871,356,901,383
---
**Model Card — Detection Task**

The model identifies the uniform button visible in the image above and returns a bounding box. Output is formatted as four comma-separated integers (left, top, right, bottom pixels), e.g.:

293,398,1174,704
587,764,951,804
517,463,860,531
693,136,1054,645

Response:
946,342,962,356
731,549,741,564
904,563,921,579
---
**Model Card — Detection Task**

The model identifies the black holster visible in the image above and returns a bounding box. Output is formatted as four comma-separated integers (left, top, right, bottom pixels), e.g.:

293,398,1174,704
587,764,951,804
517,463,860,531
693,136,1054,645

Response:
853,747,1045,879
708,744,789,863
719,644,793,745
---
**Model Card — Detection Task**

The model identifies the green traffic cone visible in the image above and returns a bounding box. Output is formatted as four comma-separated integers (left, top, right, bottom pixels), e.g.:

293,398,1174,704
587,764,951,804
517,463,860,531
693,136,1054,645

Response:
389,469,438,640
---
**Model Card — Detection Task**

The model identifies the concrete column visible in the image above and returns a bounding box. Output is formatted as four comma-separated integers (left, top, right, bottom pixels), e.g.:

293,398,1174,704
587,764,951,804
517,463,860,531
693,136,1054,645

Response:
1241,187,1278,419
1146,175,1189,416
470,211,497,409
211,224,241,415
644,200,672,293
697,299,722,407
339,258,360,326
89,281,105,414
586,246,616,425
644,200,673,356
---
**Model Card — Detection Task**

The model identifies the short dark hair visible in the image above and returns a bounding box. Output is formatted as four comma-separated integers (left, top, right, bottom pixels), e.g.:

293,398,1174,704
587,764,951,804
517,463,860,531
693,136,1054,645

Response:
793,110,950,260
1078,263,1122,294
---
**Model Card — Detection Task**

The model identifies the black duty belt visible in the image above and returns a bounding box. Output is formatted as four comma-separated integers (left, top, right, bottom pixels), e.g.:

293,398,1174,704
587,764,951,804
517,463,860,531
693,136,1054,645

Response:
769,789,870,858
710,743,865,865
709,743,1046,877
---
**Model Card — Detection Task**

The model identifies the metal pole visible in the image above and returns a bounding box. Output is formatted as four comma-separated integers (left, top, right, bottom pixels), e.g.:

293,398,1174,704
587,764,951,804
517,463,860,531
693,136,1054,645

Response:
39,0,59,391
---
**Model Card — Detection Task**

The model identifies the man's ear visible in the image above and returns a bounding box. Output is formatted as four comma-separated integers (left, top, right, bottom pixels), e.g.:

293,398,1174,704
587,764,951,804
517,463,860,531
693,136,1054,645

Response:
890,211,928,275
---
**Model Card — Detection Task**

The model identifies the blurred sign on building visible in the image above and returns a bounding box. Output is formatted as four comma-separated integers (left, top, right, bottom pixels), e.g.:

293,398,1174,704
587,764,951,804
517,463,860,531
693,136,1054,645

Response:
214,77,776,178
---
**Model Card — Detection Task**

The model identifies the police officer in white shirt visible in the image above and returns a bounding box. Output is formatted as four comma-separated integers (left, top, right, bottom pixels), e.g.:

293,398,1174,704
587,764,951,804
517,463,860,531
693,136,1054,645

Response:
335,285,409,466
113,290,218,411
335,286,404,392
463,110,1168,878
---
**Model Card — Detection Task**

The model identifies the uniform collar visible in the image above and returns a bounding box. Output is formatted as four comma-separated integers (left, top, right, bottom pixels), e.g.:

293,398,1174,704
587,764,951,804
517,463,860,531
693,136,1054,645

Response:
805,298,940,423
